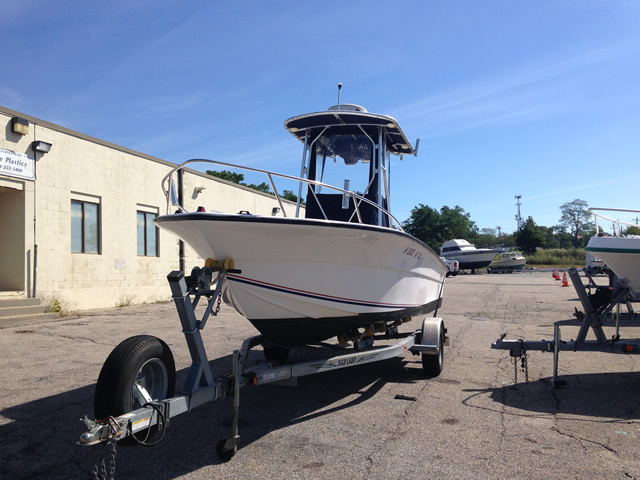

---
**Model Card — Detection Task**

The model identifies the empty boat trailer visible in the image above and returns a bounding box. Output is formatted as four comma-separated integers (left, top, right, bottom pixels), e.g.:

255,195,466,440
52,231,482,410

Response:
492,268,640,386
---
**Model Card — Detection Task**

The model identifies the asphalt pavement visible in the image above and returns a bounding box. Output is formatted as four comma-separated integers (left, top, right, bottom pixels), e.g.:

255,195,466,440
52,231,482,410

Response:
1,271,639,479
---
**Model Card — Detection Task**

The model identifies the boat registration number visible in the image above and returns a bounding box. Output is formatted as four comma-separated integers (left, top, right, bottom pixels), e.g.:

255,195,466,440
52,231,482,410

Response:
403,247,423,260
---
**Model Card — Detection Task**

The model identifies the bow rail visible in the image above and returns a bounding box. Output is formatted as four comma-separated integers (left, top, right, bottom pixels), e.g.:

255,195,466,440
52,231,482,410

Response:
161,158,405,231
589,208,640,236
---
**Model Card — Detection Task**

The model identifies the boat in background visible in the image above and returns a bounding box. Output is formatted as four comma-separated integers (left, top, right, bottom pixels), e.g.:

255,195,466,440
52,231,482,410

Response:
488,251,527,273
584,208,640,300
156,100,447,346
440,239,498,272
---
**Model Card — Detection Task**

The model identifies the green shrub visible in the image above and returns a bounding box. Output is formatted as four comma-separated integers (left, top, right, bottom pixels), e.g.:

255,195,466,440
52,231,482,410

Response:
525,248,585,266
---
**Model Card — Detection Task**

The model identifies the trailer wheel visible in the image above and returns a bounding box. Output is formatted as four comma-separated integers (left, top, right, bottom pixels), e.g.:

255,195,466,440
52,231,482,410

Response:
422,330,444,378
216,438,238,461
94,335,176,446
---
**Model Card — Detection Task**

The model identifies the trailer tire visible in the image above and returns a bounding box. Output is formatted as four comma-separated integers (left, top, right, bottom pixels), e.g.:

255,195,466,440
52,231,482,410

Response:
422,330,444,378
94,335,176,446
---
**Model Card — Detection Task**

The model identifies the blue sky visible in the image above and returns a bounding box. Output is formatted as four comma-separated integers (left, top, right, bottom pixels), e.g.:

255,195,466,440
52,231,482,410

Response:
2,1,639,233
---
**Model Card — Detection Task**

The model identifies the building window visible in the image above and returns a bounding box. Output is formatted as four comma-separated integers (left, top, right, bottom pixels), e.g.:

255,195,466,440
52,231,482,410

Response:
137,211,158,256
71,200,100,253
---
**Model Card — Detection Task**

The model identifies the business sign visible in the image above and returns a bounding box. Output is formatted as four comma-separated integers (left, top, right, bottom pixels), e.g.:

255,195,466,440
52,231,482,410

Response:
0,148,35,180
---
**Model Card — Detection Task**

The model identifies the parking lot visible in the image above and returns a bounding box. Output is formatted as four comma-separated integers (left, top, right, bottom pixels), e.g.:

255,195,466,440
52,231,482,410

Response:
2,271,639,479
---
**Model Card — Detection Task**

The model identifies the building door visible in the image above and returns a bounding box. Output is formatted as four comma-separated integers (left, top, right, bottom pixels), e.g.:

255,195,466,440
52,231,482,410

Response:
0,186,26,291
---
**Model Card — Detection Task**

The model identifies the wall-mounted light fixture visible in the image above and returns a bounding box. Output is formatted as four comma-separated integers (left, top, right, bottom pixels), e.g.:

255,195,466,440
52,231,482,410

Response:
192,186,206,199
12,117,29,135
271,207,281,216
32,141,52,153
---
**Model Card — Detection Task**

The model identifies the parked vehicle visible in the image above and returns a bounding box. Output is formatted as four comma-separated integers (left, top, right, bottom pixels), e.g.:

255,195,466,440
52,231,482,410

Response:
440,256,459,277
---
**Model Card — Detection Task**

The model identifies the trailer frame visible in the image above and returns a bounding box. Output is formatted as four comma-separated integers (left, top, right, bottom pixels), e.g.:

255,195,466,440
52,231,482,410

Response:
491,268,640,386
80,265,448,460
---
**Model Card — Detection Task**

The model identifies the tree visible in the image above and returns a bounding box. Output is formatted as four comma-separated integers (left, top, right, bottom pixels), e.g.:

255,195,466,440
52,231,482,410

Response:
206,170,245,184
403,204,442,251
207,170,271,194
439,205,478,242
539,226,560,249
475,228,498,247
403,204,477,252
282,189,304,204
246,182,271,193
559,199,593,247
514,216,545,255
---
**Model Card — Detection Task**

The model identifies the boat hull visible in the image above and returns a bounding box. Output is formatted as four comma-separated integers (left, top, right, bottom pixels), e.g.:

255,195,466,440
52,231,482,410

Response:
440,239,497,270
585,236,640,295
489,254,527,271
488,262,526,271
441,251,497,270
156,213,447,345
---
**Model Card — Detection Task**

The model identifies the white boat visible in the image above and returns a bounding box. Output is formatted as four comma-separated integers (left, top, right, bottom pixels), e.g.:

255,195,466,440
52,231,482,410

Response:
156,101,447,346
584,208,640,299
440,239,498,271
488,251,527,272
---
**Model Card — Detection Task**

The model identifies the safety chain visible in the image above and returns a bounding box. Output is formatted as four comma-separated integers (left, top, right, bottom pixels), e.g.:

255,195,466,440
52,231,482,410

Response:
92,420,118,480
522,350,529,384
512,349,529,385
215,289,222,316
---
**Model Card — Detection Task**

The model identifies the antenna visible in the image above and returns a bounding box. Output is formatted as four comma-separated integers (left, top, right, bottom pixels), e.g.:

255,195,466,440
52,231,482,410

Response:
515,195,522,230
337,83,342,110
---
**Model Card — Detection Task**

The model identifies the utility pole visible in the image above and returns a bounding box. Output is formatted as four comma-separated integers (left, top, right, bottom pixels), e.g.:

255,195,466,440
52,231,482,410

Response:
515,195,522,230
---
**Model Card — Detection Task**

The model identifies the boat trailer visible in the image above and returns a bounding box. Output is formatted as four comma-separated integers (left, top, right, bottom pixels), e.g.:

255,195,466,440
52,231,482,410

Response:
79,261,447,460
492,267,640,386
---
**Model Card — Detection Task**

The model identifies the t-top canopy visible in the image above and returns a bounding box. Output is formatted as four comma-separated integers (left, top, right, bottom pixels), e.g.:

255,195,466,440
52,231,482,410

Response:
284,107,416,156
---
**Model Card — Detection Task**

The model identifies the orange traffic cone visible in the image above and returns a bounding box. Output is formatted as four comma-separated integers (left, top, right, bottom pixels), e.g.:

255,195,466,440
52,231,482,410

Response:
562,272,569,287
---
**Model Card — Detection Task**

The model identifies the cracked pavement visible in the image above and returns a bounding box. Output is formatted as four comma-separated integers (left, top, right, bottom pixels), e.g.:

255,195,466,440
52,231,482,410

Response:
1,271,639,479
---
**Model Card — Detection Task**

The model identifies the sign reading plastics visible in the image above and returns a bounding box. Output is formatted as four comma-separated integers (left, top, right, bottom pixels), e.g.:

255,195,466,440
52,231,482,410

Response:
0,148,35,180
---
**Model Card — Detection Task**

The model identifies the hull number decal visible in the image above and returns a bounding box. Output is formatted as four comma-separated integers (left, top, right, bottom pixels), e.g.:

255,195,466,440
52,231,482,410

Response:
403,247,423,260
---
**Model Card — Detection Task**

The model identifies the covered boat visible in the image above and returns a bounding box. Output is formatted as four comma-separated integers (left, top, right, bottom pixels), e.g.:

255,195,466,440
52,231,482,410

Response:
155,100,447,346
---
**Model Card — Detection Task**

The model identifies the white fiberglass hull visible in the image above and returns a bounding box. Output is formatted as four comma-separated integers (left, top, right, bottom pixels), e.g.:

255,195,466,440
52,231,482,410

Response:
441,250,497,270
489,254,527,271
585,235,640,296
156,213,446,345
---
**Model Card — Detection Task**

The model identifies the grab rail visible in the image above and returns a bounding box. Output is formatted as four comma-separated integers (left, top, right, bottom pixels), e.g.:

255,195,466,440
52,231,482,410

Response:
160,158,404,231
589,208,640,236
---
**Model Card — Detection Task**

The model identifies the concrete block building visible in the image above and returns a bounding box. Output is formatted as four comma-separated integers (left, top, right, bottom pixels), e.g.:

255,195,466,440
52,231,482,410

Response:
0,106,290,313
